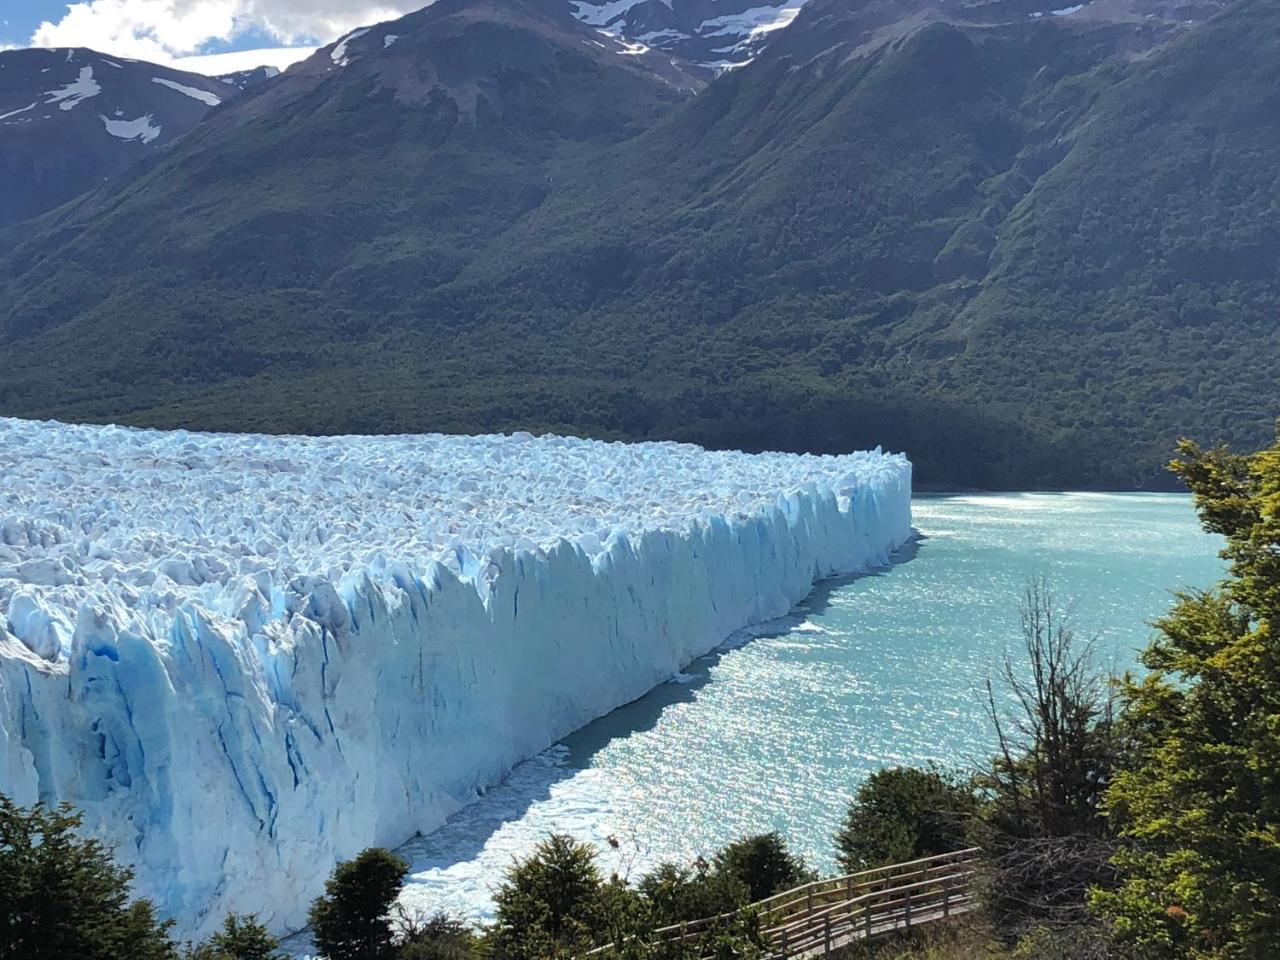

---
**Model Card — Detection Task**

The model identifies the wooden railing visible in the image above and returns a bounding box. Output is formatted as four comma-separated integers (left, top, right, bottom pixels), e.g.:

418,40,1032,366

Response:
586,848,982,958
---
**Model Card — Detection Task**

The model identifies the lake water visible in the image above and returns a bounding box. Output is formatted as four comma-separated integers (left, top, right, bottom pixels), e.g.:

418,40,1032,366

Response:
343,494,1225,928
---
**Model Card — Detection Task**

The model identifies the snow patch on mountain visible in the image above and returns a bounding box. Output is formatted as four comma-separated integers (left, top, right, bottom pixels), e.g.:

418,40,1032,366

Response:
0,418,911,937
45,65,100,110
331,27,372,67
0,101,36,122
701,0,806,43
151,76,222,106
100,113,162,143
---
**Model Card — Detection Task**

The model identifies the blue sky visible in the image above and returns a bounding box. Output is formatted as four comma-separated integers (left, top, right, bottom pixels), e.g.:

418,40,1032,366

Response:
0,0,422,73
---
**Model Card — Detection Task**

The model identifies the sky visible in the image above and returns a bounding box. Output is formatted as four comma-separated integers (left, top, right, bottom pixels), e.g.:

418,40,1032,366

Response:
0,0,427,73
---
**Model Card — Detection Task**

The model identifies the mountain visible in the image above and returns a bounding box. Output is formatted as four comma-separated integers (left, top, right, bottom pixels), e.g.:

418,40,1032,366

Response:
569,0,1230,70
0,0,1275,489
0,48,236,228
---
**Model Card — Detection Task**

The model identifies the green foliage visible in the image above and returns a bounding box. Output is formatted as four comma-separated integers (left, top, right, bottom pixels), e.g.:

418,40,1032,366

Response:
489,833,612,959
834,766,978,871
187,915,285,960
308,848,409,960
1092,429,1280,959
0,795,178,960
636,860,747,926
710,833,813,904
395,912,479,960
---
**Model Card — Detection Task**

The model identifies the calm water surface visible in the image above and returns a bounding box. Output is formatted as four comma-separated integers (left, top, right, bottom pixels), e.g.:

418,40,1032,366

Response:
381,494,1223,924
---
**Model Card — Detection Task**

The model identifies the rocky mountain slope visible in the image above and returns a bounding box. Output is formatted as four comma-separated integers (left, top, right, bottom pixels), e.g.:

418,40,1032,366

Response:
0,0,1273,489
0,48,236,228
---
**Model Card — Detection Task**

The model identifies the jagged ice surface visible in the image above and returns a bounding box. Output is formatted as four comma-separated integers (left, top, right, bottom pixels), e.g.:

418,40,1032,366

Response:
0,418,912,936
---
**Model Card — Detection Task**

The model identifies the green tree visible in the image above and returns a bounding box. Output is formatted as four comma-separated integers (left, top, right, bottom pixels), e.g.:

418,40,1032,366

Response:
636,860,747,926
187,915,286,960
395,911,478,960
711,833,813,904
0,795,178,960
489,833,610,959
308,848,408,960
1093,433,1280,959
834,766,978,871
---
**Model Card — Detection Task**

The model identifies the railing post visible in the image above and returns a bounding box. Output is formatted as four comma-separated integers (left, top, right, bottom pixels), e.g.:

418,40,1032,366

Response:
942,874,950,918
807,886,813,916
780,927,789,959
865,898,873,939
904,886,912,930
824,915,832,952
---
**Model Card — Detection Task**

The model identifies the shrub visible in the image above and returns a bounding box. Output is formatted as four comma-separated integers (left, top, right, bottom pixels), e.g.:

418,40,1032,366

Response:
395,911,478,960
0,795,178,960
834,766,978,872
711,833,813,904
187,914,285,960
489,833,611,959
636,860,747,926
308,848,409,960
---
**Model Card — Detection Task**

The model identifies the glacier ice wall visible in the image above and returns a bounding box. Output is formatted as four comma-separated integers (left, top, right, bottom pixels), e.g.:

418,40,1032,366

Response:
0,418,912,937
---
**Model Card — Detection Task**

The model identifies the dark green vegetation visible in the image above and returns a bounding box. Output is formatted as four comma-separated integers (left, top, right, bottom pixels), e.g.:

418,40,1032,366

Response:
0,797,179,960
834,767,977,872
310,848,414,960
1093,435,1280,957
0,0,1275,488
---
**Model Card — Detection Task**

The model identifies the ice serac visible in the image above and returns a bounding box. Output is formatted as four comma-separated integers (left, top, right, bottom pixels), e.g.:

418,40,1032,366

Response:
0,418,912,937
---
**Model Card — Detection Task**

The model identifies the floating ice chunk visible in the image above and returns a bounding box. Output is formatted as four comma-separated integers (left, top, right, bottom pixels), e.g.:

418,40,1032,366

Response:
100,113,162,143
45,66,100,111
151,76,222,106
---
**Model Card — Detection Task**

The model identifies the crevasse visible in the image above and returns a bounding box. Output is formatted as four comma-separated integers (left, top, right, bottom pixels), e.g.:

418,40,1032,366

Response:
0,418,912,937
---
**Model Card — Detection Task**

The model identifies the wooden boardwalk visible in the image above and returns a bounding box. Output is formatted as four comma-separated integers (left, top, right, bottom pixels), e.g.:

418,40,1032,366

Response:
588,848,982,958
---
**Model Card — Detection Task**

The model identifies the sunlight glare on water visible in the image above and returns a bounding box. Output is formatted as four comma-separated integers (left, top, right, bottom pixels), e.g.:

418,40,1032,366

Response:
383,494,1223,926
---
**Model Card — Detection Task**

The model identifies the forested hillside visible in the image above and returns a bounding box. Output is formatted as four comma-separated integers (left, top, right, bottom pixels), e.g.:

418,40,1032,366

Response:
0,0,1273,488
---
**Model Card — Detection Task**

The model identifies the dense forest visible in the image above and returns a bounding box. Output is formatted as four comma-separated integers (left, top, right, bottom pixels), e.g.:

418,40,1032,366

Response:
0,0,1276,488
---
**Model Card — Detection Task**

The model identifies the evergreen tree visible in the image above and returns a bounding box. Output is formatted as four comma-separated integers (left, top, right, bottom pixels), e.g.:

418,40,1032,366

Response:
1093,432,1280,958
308,848,408,960
489,833,609,959
188,914,286,960
834,766,977,871
0,796,178,960
710,833,812,904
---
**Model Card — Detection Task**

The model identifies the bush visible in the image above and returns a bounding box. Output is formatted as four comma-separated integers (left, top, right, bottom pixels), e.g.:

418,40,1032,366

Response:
0,795,178,960
395,911,478,960
636,860,747,926
834,766,978,872
489,833,612,959
711,833,813,904
187,914,285,960
308,848,409,960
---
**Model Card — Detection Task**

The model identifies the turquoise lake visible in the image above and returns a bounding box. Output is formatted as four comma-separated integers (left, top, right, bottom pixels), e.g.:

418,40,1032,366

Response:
388,493,1224,923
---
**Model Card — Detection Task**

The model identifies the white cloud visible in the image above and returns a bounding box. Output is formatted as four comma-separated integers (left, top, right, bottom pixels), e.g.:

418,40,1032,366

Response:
173,45,316,74
29,0,422,67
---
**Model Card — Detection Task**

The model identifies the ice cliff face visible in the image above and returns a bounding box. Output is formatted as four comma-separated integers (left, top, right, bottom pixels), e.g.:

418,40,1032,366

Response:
0,418,912,936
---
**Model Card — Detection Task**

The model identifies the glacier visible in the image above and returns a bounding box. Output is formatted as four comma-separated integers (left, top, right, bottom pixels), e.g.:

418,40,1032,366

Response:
0,417,912,937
